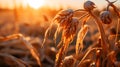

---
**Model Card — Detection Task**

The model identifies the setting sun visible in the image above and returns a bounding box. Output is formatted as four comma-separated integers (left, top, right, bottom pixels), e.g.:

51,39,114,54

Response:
27,0,45,9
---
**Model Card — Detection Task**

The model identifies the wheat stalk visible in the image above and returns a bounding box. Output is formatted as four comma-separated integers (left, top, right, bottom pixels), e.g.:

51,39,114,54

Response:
55,17,79,67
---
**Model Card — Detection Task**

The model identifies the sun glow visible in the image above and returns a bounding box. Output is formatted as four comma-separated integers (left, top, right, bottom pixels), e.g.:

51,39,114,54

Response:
27,0,45,9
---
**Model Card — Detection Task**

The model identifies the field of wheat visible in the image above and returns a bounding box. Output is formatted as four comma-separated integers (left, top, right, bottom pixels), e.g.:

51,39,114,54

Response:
0,0,120,67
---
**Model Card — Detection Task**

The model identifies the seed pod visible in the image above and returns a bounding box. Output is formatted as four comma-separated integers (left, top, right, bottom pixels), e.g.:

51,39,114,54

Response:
100,11,112,24
84,1,96,11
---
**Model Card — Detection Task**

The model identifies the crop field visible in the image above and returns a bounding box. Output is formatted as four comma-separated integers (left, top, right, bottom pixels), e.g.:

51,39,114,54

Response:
0,0,120,67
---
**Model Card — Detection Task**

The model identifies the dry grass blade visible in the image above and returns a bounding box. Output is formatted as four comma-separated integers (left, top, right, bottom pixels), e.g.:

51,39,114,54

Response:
74,9,86,12
0,48,28,56
77,47,102,67
79,59,93,67
0,34,22,42
42,23,53,47
57,37,63,49
55,40,69,67
102,51,116,67
19,35,42,67
54,26,62,45
55,45,65,67
0,53,26,67
76,25,89,55
0,34,42,67
78,12,89,20
115,18,120,44
81,15,90,27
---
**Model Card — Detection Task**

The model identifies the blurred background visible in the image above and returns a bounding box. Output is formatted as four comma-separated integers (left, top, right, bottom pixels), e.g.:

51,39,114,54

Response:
0,0,120,36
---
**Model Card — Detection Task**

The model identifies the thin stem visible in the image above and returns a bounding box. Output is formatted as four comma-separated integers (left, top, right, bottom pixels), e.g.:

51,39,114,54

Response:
106,0,120,17
74,9,86,12
54,40,70,67
106,4,110,11
42,23,53,47
77,47,102,67
54,26,61,45
78,13,89,20
89,11,110,55
81,14,90,27
115,18,120,43
106,0,120,45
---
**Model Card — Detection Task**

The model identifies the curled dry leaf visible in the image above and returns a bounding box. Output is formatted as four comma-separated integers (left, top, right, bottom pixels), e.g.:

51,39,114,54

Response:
76,25,89,55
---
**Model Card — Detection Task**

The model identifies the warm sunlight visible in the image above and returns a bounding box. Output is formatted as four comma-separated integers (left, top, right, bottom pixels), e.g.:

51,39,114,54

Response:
26,0,45,9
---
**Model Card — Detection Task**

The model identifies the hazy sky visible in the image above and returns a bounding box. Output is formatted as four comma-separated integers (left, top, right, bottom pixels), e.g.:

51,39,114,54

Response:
0,0,120,9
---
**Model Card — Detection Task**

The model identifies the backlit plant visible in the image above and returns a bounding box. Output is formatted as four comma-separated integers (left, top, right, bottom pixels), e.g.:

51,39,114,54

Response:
1,0,119,67
42,0,120,67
